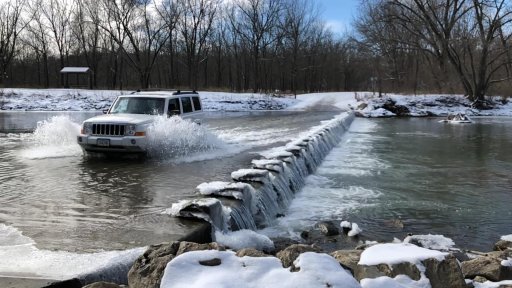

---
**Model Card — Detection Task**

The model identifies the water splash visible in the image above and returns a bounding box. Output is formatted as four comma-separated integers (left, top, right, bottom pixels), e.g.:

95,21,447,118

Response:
146,116,227,160
21,116,82,159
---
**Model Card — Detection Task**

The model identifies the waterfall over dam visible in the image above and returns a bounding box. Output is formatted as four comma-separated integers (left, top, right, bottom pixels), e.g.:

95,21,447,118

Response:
169,112,355,235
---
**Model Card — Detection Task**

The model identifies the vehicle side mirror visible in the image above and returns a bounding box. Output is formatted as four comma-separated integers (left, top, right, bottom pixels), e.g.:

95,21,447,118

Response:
102,109,109,114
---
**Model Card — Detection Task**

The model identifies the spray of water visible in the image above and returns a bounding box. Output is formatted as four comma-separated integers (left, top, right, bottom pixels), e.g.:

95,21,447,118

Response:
21,115,82,159
146,116,227,160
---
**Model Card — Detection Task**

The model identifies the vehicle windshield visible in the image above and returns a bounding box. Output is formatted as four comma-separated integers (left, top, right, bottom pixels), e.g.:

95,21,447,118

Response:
110,97,165,115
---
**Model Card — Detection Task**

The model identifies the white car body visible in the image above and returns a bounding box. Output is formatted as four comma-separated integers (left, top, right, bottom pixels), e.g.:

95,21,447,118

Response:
77,91,203,154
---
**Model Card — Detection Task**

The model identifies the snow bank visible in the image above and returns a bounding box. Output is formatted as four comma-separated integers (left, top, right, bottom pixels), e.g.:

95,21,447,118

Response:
473,280,512,288
403,234,456,251
0,89,298,111
160,250,361,288
501,235,512,241
357,93,512,117
359,243,447,266
0,224,144,281
214,230,274,252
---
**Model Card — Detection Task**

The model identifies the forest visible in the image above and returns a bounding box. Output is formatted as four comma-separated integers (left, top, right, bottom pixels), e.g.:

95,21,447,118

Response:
1,0,512,104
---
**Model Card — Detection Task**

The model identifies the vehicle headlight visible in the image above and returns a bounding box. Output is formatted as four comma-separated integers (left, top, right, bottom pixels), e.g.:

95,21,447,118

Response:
126,124,136,136
81,123,92,135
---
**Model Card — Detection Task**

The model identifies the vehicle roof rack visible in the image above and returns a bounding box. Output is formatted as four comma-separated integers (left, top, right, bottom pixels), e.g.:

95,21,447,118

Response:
172,90,198,95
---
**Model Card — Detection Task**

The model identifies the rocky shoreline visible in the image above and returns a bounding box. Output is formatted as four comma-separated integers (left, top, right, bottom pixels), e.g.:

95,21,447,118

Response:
60,220,512,288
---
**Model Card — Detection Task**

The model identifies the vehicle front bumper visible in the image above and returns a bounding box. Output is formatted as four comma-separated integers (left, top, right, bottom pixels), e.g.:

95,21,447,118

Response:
77,135,147,153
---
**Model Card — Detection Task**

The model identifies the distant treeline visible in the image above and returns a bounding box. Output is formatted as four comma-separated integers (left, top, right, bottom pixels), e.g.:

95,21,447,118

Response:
1,0,512,102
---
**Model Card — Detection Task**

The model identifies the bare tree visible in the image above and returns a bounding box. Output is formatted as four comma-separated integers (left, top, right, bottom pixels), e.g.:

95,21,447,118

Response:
177,0,218,89
0,0,29,86
100,0,170,88
282,0,319,96
229,0,284,92
72,0,102,88
386,0,512,107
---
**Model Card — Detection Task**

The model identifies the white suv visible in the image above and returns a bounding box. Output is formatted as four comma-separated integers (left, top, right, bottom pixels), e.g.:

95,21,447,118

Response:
77,91,203,153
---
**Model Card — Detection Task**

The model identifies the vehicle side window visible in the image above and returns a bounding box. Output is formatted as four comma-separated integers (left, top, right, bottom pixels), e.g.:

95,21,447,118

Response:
181,97,193,113
167,98,180,116
192,96,201,111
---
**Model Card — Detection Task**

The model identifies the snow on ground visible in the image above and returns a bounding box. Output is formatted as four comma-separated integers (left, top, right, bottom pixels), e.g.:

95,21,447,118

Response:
359,243,447,288
160,250,361,288
0,224,144,280
501,235,512,241
214,230,274,252
359,243,447,266
1,88,511,116
473,280,512,288
403,234,456,251
0,89,298,111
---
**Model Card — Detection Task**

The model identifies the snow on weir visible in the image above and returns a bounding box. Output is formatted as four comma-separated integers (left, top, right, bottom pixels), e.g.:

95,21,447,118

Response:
168,112,355,235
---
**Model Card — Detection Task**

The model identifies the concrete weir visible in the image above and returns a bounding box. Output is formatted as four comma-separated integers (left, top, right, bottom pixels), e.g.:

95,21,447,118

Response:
171,112,355,233
44,112,354,287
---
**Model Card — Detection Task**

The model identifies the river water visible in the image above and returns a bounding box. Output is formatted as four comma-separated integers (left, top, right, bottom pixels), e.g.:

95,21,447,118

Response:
1,113,510,254
262,117,512,251
0,111,337,252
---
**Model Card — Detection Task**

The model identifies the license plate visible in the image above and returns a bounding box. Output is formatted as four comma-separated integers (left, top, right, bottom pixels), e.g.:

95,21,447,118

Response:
97,139,110,147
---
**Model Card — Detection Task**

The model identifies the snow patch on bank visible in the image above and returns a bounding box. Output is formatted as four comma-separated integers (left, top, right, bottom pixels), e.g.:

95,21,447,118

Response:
0,224,144,281
160,250,361,288
359,243,447,266
501,234,512,242
214,230,274,252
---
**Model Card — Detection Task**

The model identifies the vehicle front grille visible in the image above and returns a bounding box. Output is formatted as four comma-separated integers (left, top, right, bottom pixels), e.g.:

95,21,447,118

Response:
92,124,125,136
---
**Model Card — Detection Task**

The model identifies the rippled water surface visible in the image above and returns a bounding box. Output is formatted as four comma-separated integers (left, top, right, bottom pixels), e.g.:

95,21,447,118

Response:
0,111,337,252
264,117,512,251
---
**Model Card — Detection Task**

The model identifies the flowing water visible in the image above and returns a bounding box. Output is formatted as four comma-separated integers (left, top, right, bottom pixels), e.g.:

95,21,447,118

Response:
262,117,512,251
0,111,338,253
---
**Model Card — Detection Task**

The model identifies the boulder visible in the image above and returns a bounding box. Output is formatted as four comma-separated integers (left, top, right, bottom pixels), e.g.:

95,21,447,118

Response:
82,282,123,288
330,250,362,274
271,237,300,255
423,255,467,288
354,263,394,281
461,254,512,281
316,221,340,236
176,241,225,256
276,244,322,270
382,99,410,116
495,240,512,251
128,241,224,288
236,248,270,258
128,242,180,288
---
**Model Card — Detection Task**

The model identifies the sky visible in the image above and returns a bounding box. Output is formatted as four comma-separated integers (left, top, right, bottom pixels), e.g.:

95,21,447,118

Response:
318,0,360,35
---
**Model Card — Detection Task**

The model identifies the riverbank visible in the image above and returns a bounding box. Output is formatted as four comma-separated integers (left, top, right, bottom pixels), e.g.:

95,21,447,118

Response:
71,223,512,288
2,88,511,118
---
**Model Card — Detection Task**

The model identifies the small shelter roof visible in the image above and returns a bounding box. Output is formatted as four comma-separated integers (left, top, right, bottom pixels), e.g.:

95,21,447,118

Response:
60,67,90,73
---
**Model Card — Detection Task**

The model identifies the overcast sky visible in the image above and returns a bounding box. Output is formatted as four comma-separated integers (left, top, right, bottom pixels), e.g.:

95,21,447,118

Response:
319,0,359,35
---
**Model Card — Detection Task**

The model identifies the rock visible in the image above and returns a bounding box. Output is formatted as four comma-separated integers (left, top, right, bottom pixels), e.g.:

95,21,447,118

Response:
330,250,362,274
128,241,224,288
382,99,410,116
354,264,394,281
82,282,123,288
199,258,222,266
176,241,225,256
461,254,512,281
495,240,512,251
271,237,300,255
316,221,340,236
357,103,368,110
473,276,488,283
236,248,270,258
276,244,321,270
423,255,467,288
128,242,180,288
